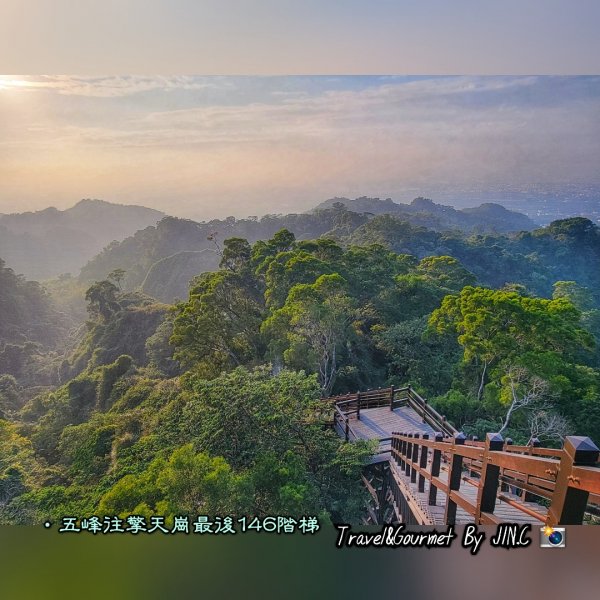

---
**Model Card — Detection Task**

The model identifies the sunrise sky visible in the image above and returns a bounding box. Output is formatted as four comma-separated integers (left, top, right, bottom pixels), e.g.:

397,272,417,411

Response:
1,2,599,220
1,75,599,219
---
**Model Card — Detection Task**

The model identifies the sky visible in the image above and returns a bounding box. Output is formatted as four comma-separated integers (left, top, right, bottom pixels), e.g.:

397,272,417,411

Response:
2,1,599,74
0,75,599,219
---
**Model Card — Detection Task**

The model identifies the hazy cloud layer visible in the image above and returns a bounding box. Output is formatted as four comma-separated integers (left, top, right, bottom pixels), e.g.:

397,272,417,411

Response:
0,75,598,218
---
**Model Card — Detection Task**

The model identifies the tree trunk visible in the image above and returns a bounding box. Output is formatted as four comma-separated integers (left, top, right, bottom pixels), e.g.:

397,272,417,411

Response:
498,398,517,435
477,359,487,401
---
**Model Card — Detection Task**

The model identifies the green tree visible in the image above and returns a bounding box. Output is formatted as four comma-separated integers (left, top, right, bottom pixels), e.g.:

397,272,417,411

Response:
262,274,358,394
107,268,126,290
85,280,121,321
0,375,19,418
172,269,265,376
416,255,476,290
182,367,372,520
428,286,598,440
219,238,252,272
553,281,600,364
429,286,593,401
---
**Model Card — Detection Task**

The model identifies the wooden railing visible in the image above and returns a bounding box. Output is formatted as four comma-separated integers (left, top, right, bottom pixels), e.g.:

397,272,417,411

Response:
390,431,600,526
326,385,600,525
400,386,458,437
329,388,394,442
327,385,457,441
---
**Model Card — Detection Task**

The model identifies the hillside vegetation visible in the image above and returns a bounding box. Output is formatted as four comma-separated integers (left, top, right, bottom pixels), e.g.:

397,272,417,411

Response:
315,196,534,232
80,197,534,302
0,259,70,398
1,201,600,526
82,201,596,305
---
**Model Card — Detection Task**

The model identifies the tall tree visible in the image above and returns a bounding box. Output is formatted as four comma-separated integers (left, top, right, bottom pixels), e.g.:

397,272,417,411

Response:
172,270,265,376
262,274,358,394
429,286,594,400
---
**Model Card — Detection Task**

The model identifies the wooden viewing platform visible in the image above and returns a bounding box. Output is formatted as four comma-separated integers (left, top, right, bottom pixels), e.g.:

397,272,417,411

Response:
325,386,600,526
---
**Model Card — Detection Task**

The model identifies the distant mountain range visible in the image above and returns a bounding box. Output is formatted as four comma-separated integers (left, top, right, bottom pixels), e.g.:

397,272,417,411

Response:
0,199,164,280
0,195,535,299
78,197,536,302
314,197,535,232
2,194,599,324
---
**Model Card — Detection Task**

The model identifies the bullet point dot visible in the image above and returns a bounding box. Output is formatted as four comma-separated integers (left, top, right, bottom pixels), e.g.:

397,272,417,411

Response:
44,521,52,528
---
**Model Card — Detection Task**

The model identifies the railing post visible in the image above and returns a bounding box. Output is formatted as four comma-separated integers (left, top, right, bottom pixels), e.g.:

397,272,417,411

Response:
411,433,420,484
444,432,466,525
529,437,540,454
405,433,413,476
429,432,444,506
400,433,406,470
547,436,600,525
356,391,361,420
389,385,395,411
476,433,503,522
418,434,429,493
422,397,427,423
345,417,349,442
468,436,479,478
501,438,513,492
377,461,388,524
524,438,541,501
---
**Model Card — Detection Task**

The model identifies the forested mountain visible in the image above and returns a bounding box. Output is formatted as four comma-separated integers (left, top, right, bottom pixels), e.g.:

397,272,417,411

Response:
79,208,369,298
80,199,597,305
79,198,534,302
2,195,600,527
0,199,164,280
0,259,69,403
140,250,219,302
350,215,600,301
315,196,535,232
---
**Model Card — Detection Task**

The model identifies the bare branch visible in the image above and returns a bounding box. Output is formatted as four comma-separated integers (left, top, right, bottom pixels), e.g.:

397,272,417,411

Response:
528,410,570,444
498,365,551,435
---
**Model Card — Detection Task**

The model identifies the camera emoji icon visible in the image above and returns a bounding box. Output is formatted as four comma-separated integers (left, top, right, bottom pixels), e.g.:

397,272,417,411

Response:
539,526,566,548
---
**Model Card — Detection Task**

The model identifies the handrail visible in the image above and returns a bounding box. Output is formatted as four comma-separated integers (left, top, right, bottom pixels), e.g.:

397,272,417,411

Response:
324,385,458,438
333,403,359,442
403,386,458,437
325,385,600,525
390,431,600,526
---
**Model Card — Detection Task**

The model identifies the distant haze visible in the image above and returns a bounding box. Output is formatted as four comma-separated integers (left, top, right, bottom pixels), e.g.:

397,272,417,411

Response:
0,75,599,221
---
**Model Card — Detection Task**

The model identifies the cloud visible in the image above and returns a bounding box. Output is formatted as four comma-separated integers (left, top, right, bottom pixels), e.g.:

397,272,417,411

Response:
0,75,236,97
41,75,599,149
0,76,598,217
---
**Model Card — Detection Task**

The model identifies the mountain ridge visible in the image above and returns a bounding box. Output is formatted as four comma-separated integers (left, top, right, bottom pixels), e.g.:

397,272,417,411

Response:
0,199,164,280
313,196,535,231
77,200,593,304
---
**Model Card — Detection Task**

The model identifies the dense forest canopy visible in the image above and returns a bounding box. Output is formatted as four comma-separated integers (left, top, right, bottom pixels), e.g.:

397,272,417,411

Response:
78,197,536,302
1,198,600,525
78,203,599,305
0,258,70,396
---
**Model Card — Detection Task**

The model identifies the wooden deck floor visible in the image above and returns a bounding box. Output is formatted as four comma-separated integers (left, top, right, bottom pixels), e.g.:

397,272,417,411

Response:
354,405,547,525
390,461,545,525
348,405,436,440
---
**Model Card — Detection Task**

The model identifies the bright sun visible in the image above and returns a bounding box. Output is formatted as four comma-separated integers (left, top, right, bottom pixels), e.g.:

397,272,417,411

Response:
0,77,40,90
